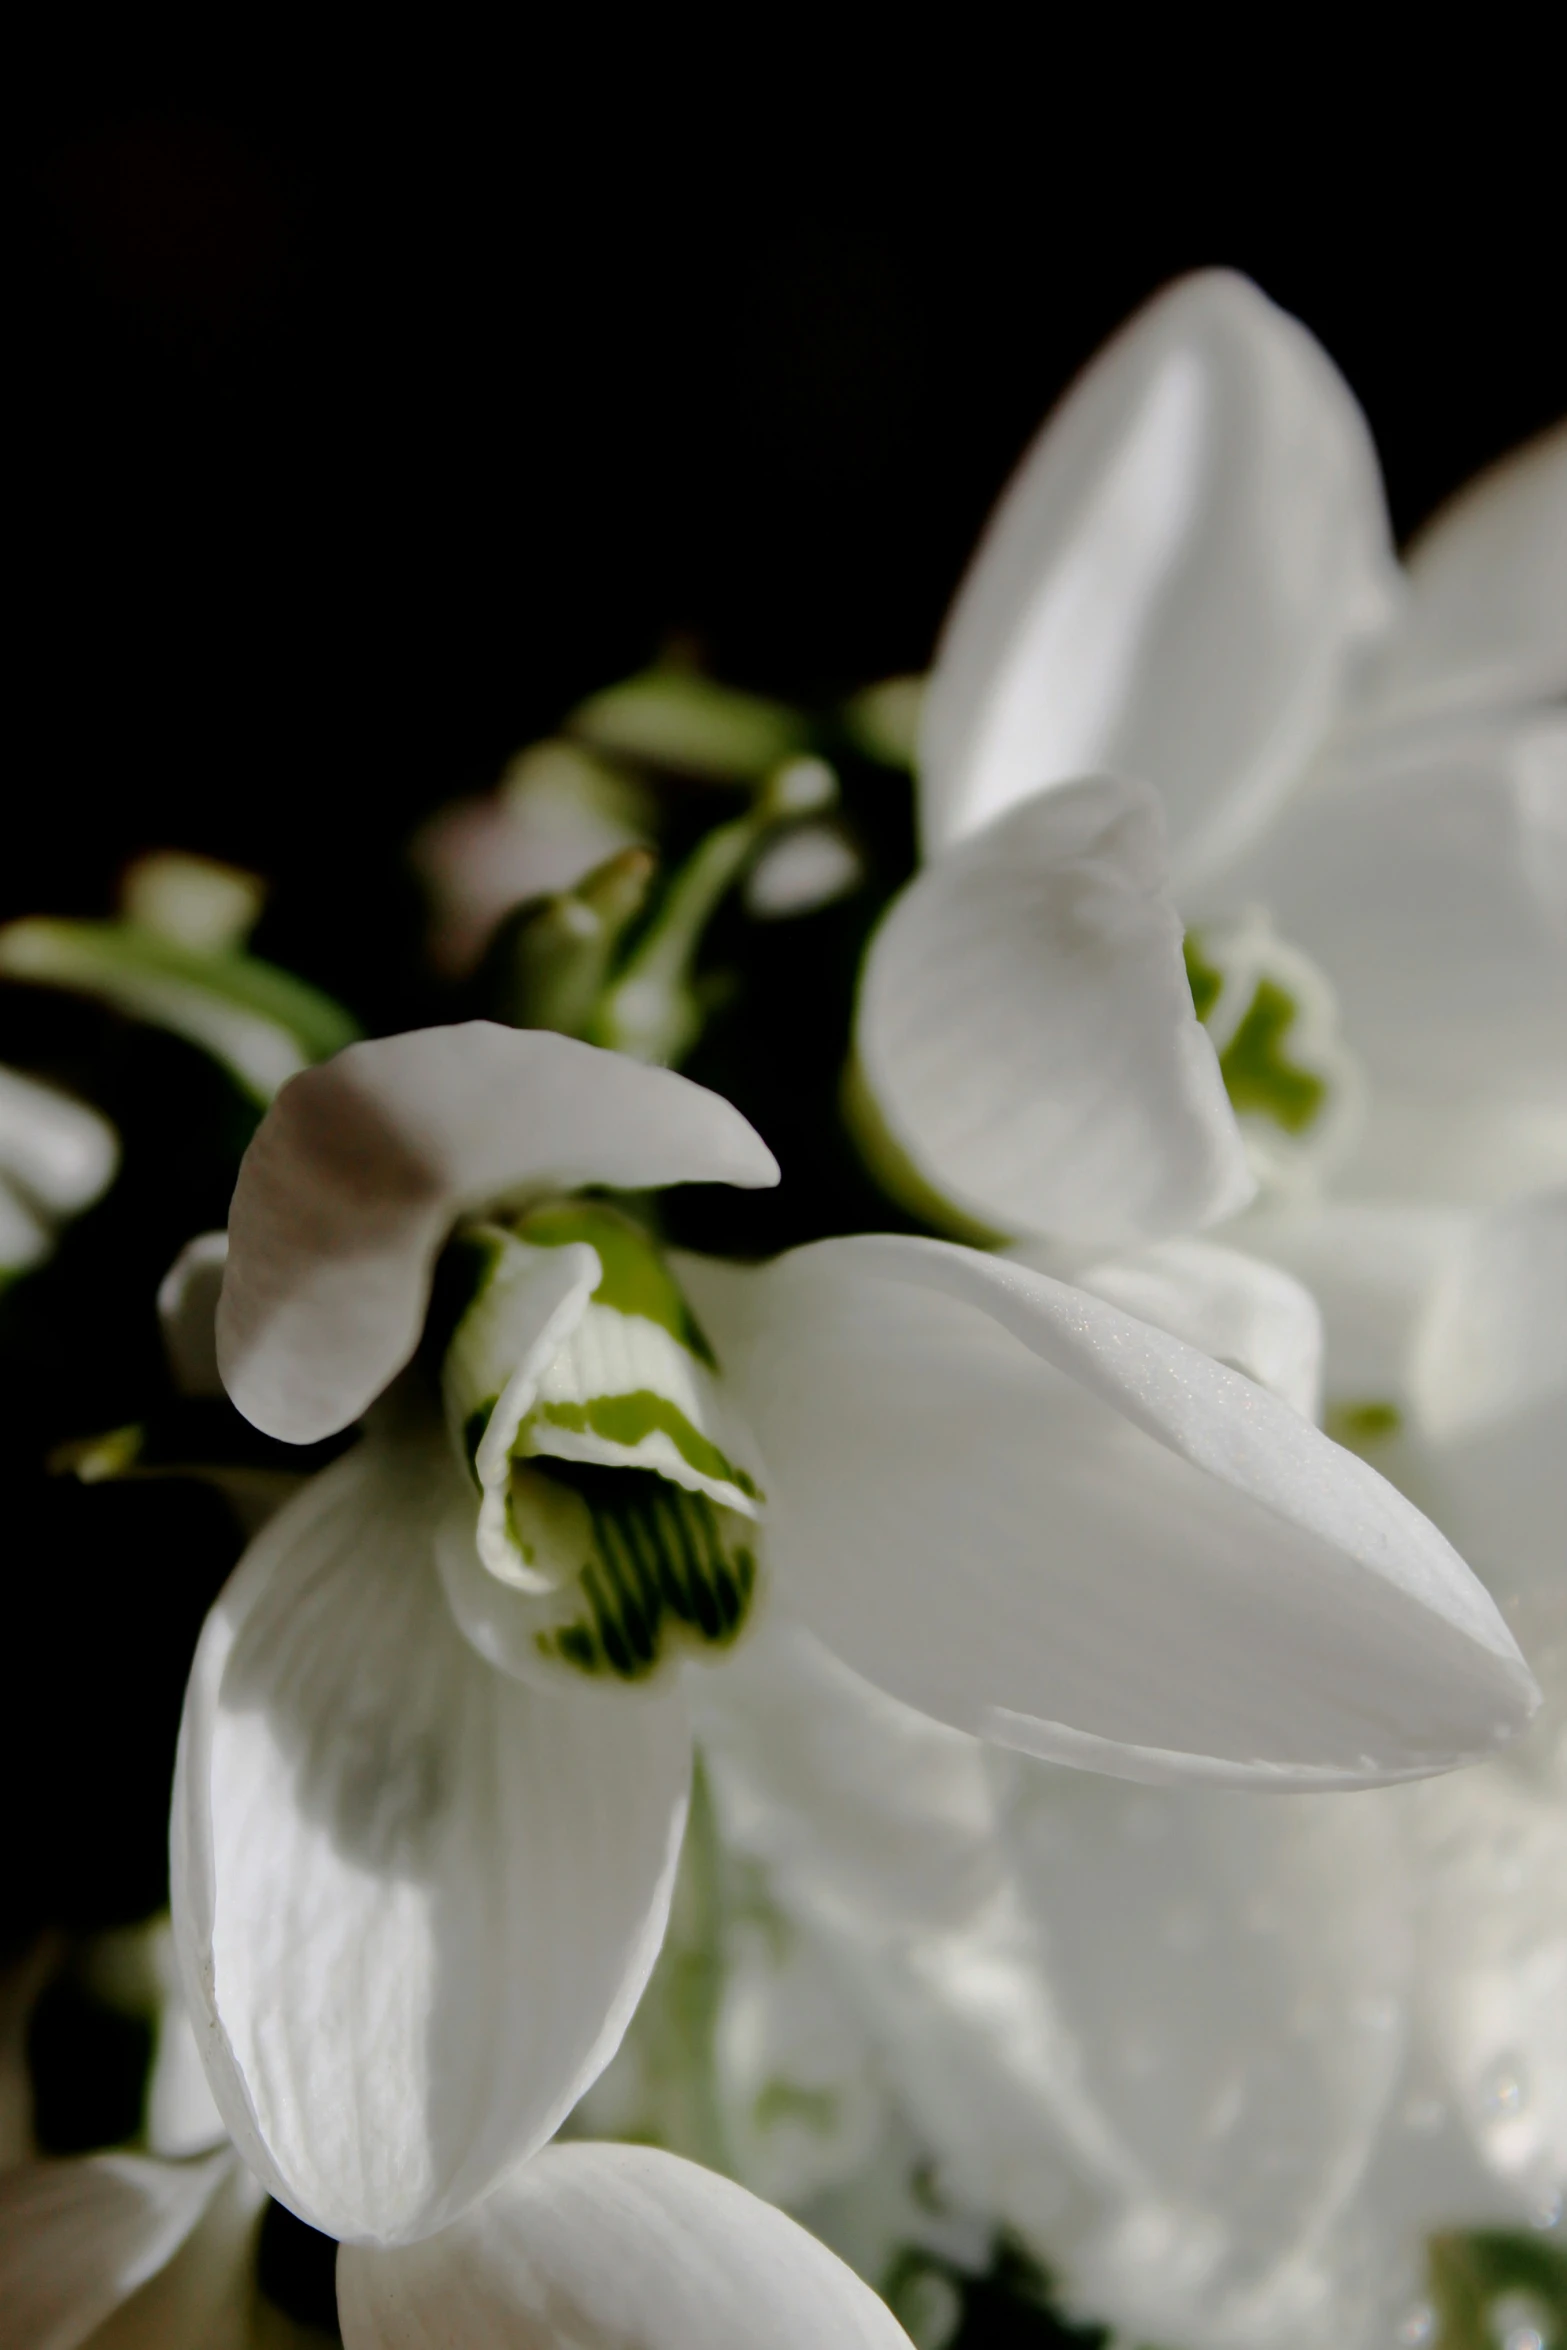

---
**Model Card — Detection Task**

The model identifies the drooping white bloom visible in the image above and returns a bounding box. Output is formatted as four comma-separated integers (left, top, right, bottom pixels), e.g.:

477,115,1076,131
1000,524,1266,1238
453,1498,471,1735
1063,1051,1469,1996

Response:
0,1063,118,1277
171,1019,1534,2252
910,266,1567,1214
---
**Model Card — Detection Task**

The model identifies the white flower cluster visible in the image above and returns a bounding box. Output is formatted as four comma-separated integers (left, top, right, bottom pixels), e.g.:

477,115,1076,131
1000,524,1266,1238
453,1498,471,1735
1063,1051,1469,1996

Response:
1,270,1562,2350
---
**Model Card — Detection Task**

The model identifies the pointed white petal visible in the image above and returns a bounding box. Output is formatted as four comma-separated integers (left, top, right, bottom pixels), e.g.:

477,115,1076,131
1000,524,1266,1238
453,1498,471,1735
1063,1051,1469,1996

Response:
0,2147,238,2350
1367,420,1567,721
337,2140,916,2348
920,270,1400,879
0,1063,118,1217
1038,1235,1323,1420
692,1236,1536,1788
855,778,1251,1245
172,1430,691,2244
1209,714,1567,1205
217,1022,779,1444
157,1232,230,1399
993,1760,1409,2345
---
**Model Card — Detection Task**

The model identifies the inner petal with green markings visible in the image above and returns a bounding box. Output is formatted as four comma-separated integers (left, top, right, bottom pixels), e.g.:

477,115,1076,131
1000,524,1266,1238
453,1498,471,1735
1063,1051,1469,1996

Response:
439,1198,765,1683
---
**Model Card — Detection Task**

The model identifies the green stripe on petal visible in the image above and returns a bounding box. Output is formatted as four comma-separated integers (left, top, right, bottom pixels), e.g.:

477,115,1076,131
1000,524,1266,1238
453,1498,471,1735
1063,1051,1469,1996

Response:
516,1462,761,1681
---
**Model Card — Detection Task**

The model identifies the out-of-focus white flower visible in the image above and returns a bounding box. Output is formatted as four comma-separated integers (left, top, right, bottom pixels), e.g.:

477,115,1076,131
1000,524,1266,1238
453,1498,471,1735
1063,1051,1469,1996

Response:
818,267,1567,2350
168,1018,1528,2254
0,853,359,1108
0,1064,118,1278
412,741,656,978
915,267,1567,1212
0,1932,914,2350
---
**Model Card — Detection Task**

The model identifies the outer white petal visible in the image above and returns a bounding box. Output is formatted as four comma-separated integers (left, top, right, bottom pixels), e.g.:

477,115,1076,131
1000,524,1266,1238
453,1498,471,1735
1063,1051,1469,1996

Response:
1364,420,1567,721
1038,1234,1323,1419
993,1761,1409,2350
920,269,1400,880
856,779,1251,1244
0,2146,242,2350
171,1429,691,2244
1209,714,1567,1205
686,1238,1536,1788
691,1624,1093,2243
337,2140,916,2348
216,1022,778,1445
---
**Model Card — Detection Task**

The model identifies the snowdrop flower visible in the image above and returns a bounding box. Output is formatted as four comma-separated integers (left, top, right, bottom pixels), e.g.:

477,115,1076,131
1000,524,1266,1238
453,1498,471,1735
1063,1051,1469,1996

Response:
0,1064,117,1278
913,266,1567,1211
171,1017,1535,2252
0,1951,915,2350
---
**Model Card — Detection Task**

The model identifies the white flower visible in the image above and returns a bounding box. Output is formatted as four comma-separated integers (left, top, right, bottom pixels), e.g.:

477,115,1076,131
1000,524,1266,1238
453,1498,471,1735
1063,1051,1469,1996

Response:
0,1064,118,1277
0,1919,917,2348
1,2120,914,2350
911,266,1567,1212
171,1019,1533,2250
810,267,1567,2348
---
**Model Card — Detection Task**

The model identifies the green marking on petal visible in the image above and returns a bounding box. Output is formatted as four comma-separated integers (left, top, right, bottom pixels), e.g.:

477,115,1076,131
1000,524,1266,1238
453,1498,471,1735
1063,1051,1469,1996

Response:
1218,976,1327,1135
525,1461,762,1681
534,1391,757,1495
518,1199,718,1365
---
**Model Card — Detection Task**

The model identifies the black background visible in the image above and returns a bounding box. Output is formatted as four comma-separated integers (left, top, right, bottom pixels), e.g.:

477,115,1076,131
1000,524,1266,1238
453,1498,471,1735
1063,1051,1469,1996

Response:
9,42,1564,1009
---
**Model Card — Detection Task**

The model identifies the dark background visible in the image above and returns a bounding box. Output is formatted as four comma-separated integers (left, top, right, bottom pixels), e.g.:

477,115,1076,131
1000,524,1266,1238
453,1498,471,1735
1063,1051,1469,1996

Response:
9,48,1565,1007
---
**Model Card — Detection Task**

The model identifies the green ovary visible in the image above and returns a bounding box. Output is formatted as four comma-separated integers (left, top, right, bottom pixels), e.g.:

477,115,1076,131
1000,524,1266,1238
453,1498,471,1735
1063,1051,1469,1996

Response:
516,1458,759,1680
1218,977,1325,1135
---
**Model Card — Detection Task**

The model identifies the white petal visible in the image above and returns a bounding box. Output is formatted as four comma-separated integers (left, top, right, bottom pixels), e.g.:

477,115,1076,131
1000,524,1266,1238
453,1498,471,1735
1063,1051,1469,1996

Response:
0,2147,238,2350
855,778,1252,1244
1041,1235,1323,1419
1365,420,1567,721
1413,1186,1567,1445
920,270,1400,880
1207,713,1567,1205
217,1022,779,1444
1232,1202,1466,1408
690,1237,1537,1788
1401,1756,1567,2216
1409,1190,1567,1707
0,1063,118,1218
158,1232,230,1398
993,1760,1409,2344
336,2140,916,2348
171,1429,692,2243
690,1625,1090,2238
